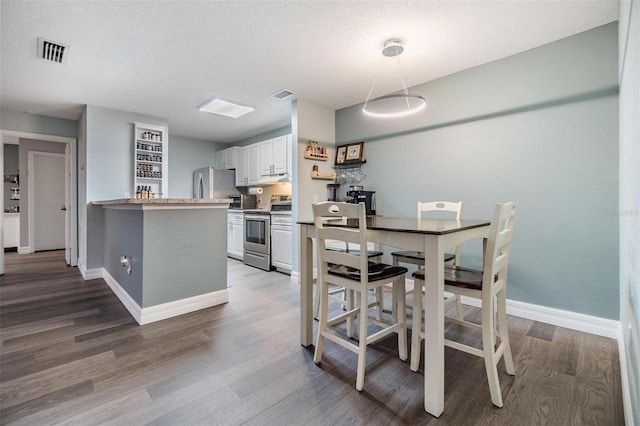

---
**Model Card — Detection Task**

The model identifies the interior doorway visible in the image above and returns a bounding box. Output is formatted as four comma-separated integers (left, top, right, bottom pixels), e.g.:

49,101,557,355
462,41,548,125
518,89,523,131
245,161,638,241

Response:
0,130,77,274
30,152,66,251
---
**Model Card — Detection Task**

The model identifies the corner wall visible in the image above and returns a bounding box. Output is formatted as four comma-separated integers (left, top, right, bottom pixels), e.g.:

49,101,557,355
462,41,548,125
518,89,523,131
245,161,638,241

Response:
618,0,640,423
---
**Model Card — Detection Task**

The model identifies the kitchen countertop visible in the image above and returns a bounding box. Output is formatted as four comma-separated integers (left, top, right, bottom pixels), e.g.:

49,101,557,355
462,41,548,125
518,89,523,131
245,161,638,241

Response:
93,198,232,205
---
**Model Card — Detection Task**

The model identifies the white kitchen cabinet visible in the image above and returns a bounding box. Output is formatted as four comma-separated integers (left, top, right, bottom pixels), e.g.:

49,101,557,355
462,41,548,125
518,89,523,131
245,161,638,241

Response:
235,146,249,186
227,211,244,260
216,146,238,170
134,122,168,198
3,213,19,248
248,143,261,185
260,135,289,177
270,213,292,272
260,139,274,176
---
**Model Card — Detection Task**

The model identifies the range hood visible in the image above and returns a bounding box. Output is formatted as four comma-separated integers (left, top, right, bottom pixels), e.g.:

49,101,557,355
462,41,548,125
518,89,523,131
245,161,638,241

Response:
258,174,289,185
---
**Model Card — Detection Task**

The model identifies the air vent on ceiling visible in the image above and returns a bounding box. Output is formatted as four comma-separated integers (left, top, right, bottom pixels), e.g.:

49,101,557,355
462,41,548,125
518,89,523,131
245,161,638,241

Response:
37,37,69,64
271,89,294,100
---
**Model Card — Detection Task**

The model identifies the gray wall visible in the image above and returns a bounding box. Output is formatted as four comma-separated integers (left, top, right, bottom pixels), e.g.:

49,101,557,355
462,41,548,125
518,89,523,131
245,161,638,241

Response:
618,0,639,422
82,105,168,269
0,110,77,139
233,125,291,147
142,208,227,307
3,144,18,211
335,23,619,320
18,139,66,248
102,207,228,308
168,134,222,198
103,207,143,304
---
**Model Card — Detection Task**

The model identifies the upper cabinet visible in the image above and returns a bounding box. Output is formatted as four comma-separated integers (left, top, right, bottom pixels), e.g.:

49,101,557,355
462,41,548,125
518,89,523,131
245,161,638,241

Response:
235,146,248,186
133,122,168,198
235,133,292,186
261,135,290,176
215,146,238,170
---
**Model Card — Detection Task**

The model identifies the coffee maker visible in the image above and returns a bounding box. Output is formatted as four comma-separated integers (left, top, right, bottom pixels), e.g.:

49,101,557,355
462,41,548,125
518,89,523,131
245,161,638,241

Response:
327,184,340,202
346,186,376,215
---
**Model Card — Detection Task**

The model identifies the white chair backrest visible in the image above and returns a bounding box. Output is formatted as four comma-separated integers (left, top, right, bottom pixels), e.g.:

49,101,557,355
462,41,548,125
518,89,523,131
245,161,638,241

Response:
312,202,369,276
483,202,517,295
418,201,464,262
417,201,463,220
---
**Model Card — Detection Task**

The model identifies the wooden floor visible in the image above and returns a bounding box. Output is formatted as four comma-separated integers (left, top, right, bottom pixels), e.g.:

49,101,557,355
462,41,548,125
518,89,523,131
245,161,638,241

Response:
0,251,625,425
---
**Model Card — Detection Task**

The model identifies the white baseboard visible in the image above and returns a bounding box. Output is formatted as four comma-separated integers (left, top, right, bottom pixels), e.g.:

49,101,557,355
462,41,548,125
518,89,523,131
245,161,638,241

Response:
101,268,228,325
17,246,32,254
139,288,228,325
102,268,143,323
78,259,103,280
617,330,634,426
292,274,620,340
458,295,620,339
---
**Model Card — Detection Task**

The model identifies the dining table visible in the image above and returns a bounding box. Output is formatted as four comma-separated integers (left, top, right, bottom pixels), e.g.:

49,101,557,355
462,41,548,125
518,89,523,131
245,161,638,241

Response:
297,215,491,417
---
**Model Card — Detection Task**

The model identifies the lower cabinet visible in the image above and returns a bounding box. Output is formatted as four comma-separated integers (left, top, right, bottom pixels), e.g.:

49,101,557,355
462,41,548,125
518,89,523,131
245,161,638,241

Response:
271,214,292,272
3,213,19,248
227,211,244,260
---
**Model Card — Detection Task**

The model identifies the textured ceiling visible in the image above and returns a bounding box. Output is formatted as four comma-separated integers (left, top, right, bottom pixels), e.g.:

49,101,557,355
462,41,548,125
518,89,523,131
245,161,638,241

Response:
0,1,619,143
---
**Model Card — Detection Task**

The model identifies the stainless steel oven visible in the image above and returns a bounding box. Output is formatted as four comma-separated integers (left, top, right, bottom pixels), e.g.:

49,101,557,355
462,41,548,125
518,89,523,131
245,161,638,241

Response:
243,211,272,271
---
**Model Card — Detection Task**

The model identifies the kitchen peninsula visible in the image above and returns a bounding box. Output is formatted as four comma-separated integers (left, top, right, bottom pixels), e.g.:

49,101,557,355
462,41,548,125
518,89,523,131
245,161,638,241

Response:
92,198,231,325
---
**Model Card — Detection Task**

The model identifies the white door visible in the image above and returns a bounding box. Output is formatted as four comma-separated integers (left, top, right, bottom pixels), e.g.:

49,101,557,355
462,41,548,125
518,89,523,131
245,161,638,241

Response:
64,144,71,264
33,152,65,251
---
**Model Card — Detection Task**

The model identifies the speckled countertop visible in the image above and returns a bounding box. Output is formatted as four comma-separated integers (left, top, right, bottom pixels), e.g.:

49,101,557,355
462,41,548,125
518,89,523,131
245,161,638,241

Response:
92,198,232,205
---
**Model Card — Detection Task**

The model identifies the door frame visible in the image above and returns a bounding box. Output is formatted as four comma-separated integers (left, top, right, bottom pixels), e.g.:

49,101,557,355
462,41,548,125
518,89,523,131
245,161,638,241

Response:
28,151,66,253
0,130,77,268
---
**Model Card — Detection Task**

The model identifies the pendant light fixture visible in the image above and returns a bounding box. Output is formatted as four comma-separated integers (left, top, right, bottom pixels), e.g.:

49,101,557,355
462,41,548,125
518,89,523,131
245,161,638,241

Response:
362,39,426,118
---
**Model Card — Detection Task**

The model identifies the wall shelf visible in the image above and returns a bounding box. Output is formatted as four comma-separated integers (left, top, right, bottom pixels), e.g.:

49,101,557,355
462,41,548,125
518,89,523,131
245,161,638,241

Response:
334,160,366,169
304,152,329,161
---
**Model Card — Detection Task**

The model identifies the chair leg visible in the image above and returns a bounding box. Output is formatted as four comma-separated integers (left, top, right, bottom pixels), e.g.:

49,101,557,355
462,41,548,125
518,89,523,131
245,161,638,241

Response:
313,278,320,319
374,287,383,321
410,278,423,372
481,296,503,408
346,289,355,338
395,277,408,361
455,295,464,320
497,289,515,375
355,289,369,391
314,278,328,364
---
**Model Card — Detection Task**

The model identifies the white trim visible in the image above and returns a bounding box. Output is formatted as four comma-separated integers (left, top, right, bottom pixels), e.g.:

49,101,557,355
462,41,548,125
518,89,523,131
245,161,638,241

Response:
139,289,229,325
1,129,78,267
617,329,633,426
458,295,620,339
101,267,229,325
102,268,142,323
18,246,32,254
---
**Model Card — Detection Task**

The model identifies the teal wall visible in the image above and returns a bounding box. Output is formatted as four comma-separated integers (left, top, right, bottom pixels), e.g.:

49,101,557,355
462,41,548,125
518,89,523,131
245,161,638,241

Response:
335,23,619,320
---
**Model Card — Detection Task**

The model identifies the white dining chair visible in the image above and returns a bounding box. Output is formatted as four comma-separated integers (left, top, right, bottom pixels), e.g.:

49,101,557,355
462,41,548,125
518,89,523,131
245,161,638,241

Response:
312,201,408,391
391,201,465,320
410,202,518,408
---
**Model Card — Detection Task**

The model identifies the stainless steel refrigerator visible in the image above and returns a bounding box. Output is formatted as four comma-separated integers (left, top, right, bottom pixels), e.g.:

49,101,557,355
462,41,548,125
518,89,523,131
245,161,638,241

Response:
193,167,238,199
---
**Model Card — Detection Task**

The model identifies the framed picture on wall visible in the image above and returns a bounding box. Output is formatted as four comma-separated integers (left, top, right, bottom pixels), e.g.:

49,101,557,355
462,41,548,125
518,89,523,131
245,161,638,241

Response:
345,142,364,162
336,146,347,164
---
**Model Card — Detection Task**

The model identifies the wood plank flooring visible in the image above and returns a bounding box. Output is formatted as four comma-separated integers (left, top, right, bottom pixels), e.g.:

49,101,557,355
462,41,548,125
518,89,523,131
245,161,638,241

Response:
0,251,625,425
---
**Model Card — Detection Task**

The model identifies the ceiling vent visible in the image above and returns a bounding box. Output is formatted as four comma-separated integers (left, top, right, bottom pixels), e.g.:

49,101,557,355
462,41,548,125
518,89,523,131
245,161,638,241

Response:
37,37,69,64
270,89,295,100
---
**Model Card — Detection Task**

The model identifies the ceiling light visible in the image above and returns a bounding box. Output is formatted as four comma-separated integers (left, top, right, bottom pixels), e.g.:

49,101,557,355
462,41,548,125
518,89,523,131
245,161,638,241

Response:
198,98,254,118
362,39,426,118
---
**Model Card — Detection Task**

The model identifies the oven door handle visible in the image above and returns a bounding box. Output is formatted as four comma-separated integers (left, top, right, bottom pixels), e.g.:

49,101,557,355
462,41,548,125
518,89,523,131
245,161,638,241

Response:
245,215,270,221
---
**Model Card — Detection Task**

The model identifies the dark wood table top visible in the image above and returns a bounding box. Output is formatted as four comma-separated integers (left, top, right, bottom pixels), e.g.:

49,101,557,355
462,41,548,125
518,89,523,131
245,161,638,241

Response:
297,216,490,235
